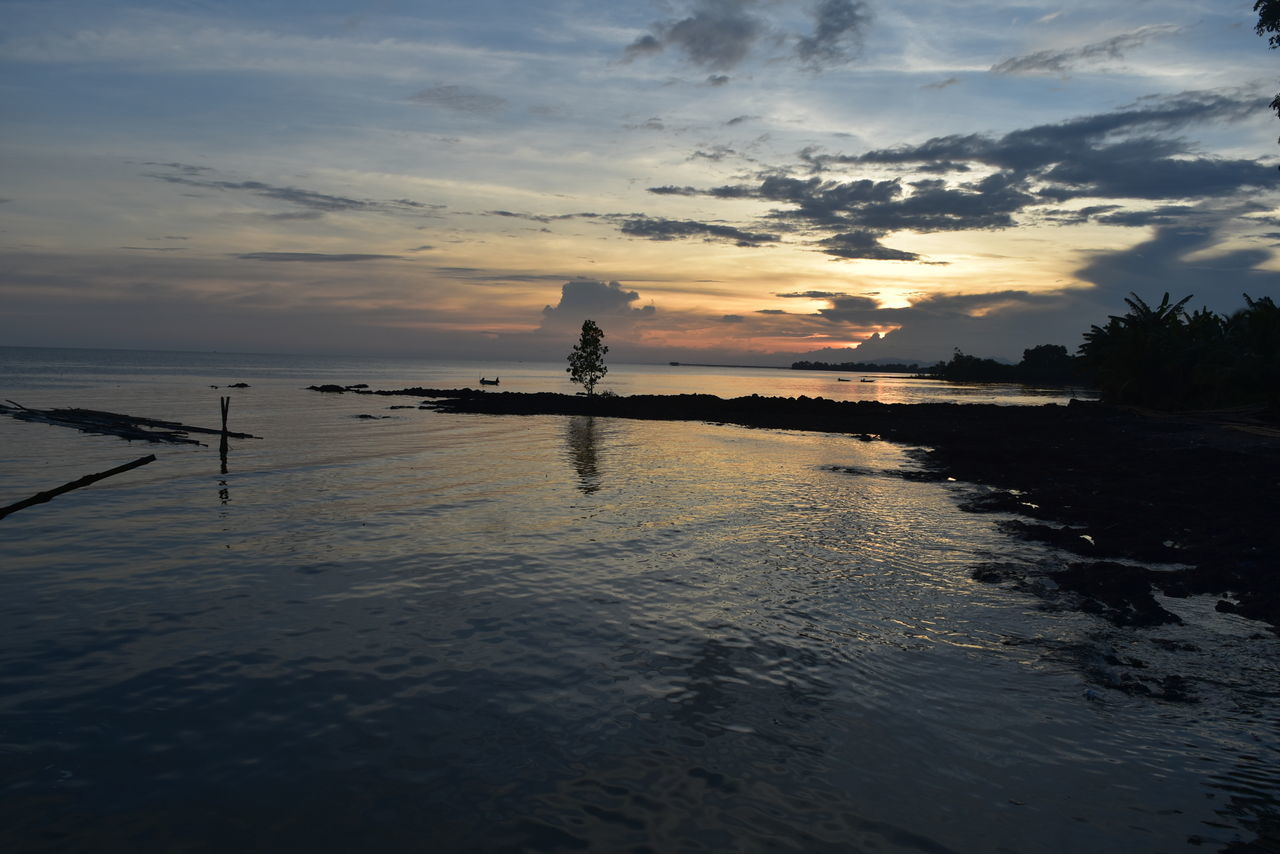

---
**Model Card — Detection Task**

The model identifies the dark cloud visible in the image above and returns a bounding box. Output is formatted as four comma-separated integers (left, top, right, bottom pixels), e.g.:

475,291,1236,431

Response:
725,114,756,125
841,90,1260,176
991,25,1181,76
541,279,656,329
409,85,507,114
626,0,765,71
707,75,731,86
720,314,745,322
818,231,919,261
647,185,701,196
234,252,402,262
624,0,871,72
756,309,788,315
691,146,738,161
120,246,186,252
776,290,852,299
796,0,871,69
619,216,779,246
485,209,552,223
408,244,435,252
1075,222,1280,312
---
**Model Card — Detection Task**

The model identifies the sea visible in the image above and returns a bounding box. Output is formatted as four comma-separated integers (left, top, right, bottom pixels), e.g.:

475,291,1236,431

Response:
0,346,1276,853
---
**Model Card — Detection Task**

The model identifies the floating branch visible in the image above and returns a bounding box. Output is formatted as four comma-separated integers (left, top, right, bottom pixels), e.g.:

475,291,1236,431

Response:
0,401,260,445
0,454,157,521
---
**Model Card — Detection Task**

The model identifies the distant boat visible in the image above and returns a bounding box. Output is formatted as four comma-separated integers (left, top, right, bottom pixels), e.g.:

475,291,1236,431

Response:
479,377,500,386
860,377,875,383
837,377,851,382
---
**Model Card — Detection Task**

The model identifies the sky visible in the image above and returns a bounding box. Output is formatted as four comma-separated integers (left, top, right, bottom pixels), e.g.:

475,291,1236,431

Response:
2,0,1279,365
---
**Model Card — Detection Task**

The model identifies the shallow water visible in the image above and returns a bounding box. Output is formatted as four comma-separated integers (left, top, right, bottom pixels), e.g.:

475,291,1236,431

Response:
0,349,1275,852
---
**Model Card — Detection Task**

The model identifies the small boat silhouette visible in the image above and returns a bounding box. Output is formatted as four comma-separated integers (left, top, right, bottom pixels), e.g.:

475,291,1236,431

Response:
479,377,500,386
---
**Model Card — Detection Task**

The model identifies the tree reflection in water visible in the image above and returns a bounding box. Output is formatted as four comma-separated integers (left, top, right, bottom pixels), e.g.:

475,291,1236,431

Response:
566,415,601,494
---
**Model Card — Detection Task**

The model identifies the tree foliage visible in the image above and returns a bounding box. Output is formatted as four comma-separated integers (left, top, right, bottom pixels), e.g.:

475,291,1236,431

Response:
1077,292,1280,409
567,319,608,396
926,343,1080,385
1257,1,1280,116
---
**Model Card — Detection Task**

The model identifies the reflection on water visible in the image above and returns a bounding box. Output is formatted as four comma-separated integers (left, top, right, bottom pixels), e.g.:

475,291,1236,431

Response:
565,415,600,494
0,355,1272,853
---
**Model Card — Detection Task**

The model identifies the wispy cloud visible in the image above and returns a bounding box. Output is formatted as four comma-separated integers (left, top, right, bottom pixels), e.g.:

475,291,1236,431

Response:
234,252,403,262
990,25,1182,76
409,85,507,114
144,164,442,219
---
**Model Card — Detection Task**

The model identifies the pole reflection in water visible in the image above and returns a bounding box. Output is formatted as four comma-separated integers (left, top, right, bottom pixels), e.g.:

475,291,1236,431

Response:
566,415,601,494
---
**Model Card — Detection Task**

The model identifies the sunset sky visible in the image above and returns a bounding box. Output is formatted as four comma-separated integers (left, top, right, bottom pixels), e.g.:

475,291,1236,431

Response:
3,0,1278,364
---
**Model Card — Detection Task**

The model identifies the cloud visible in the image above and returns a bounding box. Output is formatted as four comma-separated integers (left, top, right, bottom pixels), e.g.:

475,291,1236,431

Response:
812,90,1269,207
1091,205,1197,226
540,279,656,329
1075,221,1280,314
991,25,1182,76
707,74,731,86
630,91,1269,268
818,231,919,261
776,290,853,299
144,164,442,219
816,216,1280,362
795,0,871,70
720,314,745,322
618,216,780,246
625,0,765,71
624,0,871,72
234,252,402,262
408,85,507,113
922,77,959,90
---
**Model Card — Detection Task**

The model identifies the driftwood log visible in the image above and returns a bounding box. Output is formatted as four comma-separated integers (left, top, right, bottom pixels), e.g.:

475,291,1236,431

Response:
0,401,259,445
0,454,157,520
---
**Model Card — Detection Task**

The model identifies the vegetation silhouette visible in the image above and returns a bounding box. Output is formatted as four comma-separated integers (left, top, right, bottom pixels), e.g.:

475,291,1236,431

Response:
926,343,1080,386
791,360,921,373
1257,0,1280,118
567,319,608,397
917,293,1277,413
1079,292,1280,410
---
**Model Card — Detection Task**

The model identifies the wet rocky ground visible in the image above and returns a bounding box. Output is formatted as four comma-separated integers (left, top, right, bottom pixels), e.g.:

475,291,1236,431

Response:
310,385,1280,634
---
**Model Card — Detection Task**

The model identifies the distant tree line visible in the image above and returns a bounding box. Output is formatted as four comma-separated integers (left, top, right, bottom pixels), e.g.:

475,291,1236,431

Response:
791,360,921,373
927,344,1079,385
925,293,1280,411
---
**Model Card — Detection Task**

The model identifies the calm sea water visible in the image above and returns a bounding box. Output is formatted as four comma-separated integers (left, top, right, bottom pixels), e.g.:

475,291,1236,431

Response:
0,347,1275,853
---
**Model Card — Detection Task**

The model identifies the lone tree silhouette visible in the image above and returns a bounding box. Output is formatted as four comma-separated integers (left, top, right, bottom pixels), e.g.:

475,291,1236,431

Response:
567,319,608,396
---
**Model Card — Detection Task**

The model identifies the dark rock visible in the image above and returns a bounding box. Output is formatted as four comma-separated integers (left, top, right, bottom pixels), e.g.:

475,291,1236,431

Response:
1049,562,1183,627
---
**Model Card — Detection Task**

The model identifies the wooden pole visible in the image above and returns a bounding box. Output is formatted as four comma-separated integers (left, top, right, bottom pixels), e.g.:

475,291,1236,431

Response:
0,454,157,520
219,396,230,474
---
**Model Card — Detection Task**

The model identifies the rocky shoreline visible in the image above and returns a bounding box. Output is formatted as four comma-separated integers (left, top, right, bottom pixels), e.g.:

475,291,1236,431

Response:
311,385,1280,634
